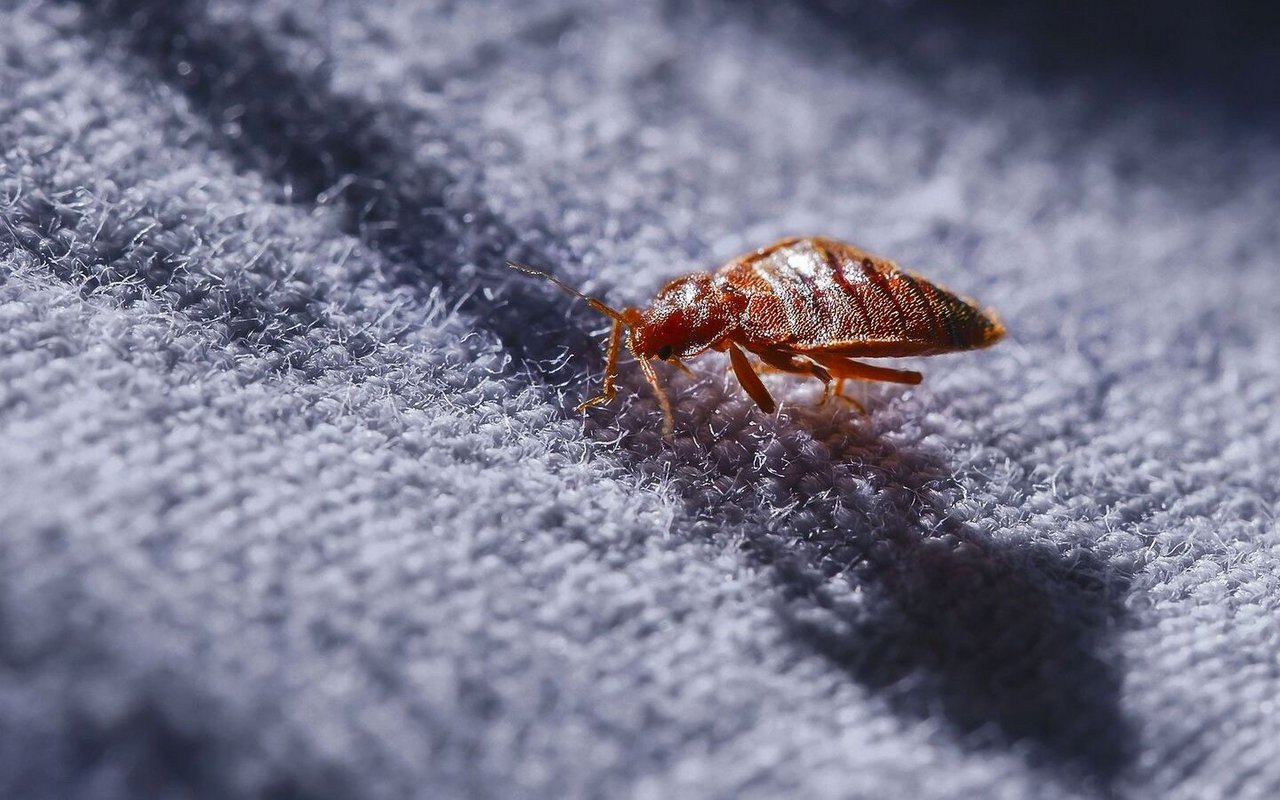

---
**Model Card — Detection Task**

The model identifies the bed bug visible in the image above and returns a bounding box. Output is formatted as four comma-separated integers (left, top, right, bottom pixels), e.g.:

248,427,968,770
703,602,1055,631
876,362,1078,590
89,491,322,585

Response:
510,236,1004,434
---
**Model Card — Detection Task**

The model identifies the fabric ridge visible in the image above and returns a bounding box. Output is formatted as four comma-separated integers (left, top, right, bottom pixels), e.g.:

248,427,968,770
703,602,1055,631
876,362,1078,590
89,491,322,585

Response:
2,1,1279,798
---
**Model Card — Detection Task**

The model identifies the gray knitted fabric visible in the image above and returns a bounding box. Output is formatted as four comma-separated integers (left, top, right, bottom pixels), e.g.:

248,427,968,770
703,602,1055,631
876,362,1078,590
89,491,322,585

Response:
3,1,1279,798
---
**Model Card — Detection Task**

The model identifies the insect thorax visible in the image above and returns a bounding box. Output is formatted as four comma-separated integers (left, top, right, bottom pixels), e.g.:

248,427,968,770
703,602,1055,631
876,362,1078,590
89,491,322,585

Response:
632,273,741,359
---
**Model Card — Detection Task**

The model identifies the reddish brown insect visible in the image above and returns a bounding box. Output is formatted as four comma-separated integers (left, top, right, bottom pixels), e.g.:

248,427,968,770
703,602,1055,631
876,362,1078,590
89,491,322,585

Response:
511,236,1005,434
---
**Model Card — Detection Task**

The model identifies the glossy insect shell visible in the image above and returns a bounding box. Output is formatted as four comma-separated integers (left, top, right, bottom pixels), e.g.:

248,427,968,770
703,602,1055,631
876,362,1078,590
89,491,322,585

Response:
633,236,1004,361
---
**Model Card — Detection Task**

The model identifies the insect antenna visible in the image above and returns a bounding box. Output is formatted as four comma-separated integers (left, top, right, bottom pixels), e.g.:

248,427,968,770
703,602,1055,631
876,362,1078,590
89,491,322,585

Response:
507,261,626,322
510,260,677,434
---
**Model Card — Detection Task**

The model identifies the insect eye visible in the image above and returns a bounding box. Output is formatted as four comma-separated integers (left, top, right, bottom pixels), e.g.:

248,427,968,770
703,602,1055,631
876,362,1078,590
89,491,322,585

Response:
656,345,673,361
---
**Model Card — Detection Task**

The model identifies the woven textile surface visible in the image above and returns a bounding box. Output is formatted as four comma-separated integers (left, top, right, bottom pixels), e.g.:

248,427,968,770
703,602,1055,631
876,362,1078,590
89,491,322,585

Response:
3,1,1279,798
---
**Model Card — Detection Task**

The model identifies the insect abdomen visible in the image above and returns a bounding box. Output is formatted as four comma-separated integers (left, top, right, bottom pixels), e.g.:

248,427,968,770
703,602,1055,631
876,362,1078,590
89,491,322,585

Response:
720,237,1003,356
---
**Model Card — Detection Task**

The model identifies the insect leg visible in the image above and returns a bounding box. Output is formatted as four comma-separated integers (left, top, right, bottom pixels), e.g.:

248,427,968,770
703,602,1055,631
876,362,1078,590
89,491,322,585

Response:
752,348,835,404
808,354,923,386
728,343,777,414
575,318,625,412
637,356,675,435
830,378,861,410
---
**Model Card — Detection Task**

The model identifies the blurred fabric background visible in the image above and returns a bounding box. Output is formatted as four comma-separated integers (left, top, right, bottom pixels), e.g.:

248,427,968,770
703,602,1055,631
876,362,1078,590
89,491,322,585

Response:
3,1,1279,797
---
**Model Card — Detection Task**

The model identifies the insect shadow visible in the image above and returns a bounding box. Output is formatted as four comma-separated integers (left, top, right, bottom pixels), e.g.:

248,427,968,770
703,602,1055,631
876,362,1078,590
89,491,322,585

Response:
599,372,1135,790
77,0,594,366
779,518,1136,790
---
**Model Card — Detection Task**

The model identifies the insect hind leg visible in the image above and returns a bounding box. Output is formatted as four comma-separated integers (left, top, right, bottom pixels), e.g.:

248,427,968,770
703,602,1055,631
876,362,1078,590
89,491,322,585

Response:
808,358,921,391
751,348,841,405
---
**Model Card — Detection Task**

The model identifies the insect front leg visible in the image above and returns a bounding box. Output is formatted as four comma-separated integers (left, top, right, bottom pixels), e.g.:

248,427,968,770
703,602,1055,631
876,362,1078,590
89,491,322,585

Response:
575,319,625,412
637,356,676,436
